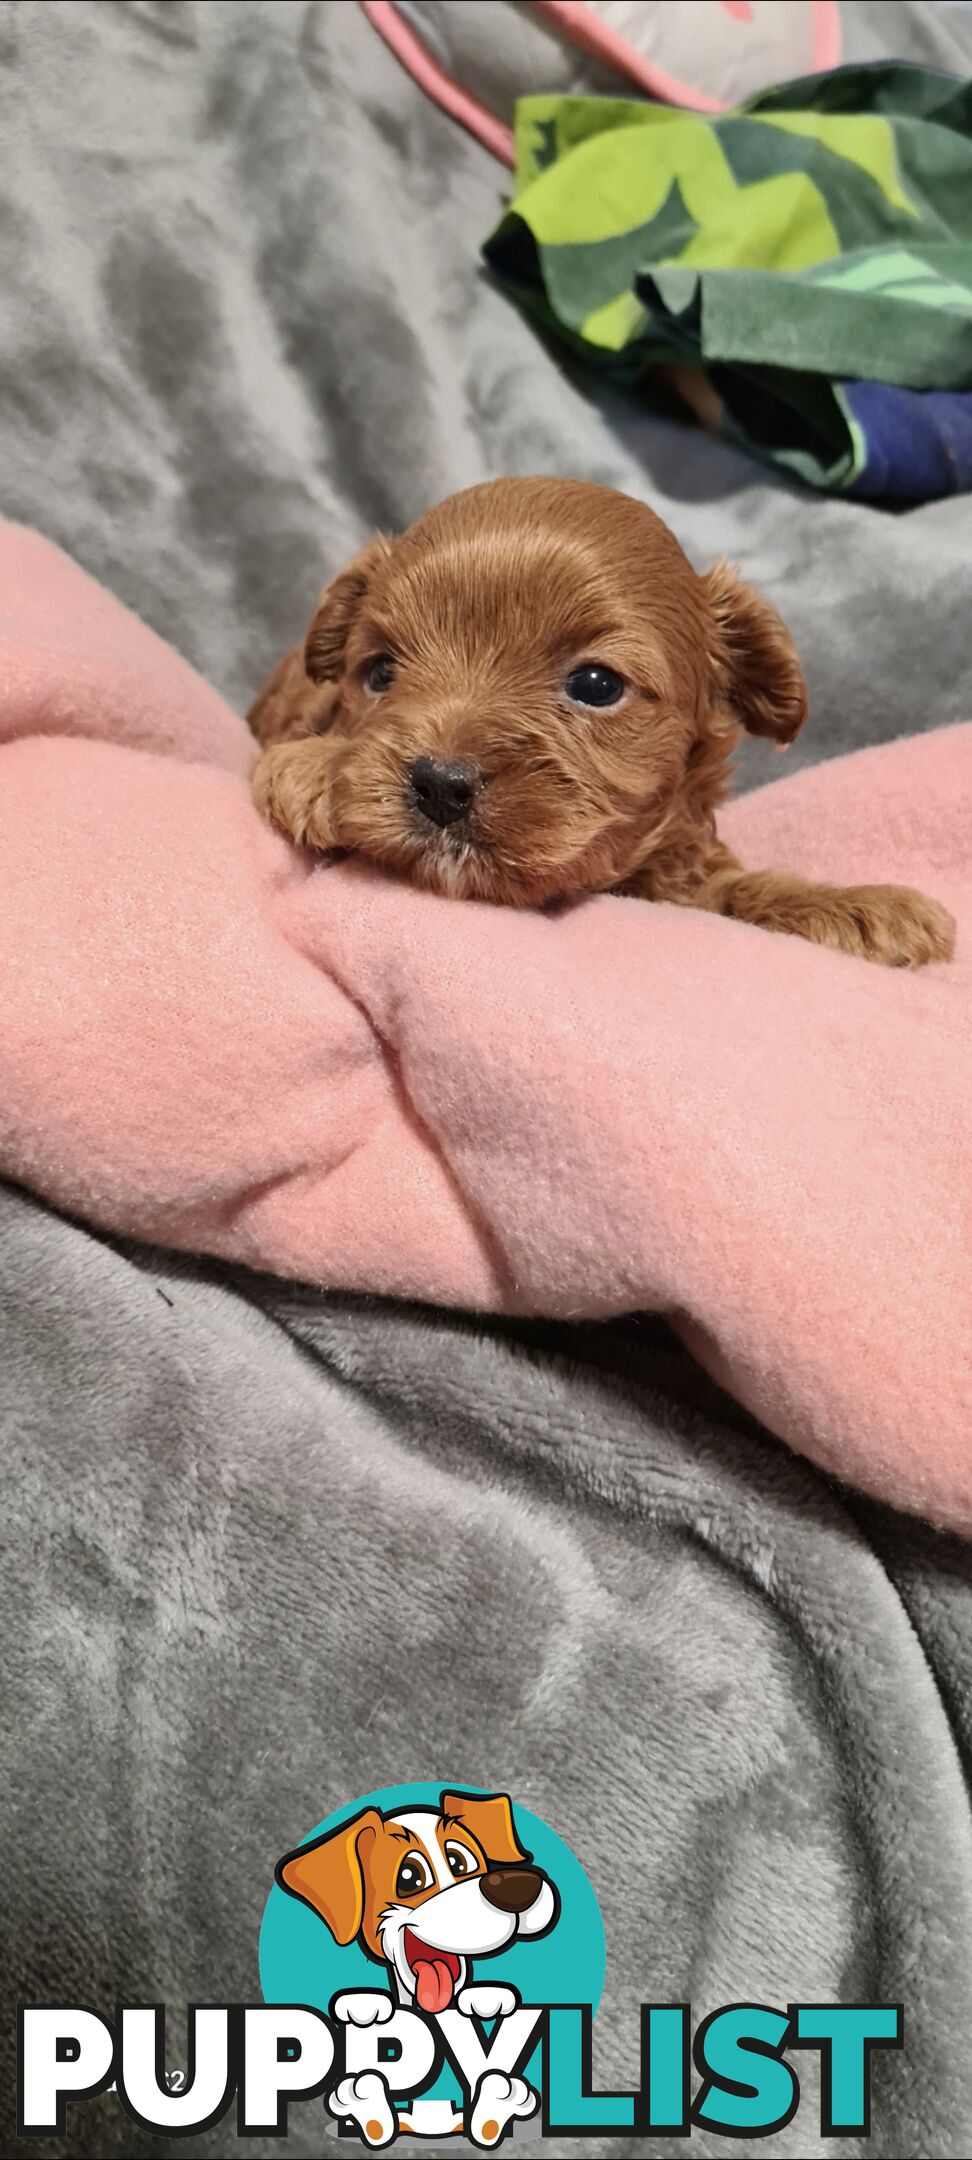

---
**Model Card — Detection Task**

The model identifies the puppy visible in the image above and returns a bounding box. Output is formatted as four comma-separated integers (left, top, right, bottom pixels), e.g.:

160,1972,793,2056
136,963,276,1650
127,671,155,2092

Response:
277,1790,556,2012
250,478,954,967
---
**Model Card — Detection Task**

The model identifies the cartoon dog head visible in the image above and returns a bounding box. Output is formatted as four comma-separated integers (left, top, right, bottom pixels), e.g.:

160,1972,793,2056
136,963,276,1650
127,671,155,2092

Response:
276,1789,559,2012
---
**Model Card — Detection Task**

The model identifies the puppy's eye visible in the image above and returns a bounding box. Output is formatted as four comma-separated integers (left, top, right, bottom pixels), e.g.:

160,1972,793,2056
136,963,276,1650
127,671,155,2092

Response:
564,664,626,708
396,1853,433,1898
445,1842,477,1880
366,653,396,694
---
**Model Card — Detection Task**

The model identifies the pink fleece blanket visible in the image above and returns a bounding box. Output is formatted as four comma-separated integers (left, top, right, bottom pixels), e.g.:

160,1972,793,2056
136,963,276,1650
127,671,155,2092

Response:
2,524,970,1528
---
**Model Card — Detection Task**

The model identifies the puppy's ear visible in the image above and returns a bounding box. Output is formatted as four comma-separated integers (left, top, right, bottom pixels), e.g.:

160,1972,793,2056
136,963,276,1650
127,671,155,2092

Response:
704,559,808,746
275,1809,382,1945
304,537,392,684
441,1791,528,1868
247,647,335,747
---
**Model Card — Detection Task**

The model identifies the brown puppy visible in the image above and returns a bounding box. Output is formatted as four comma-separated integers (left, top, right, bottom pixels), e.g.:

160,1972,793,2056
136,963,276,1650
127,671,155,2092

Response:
250,478,954,966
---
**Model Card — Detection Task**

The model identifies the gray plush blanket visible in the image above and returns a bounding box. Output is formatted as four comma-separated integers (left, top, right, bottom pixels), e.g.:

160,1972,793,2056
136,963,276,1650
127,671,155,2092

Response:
3,4,972,2156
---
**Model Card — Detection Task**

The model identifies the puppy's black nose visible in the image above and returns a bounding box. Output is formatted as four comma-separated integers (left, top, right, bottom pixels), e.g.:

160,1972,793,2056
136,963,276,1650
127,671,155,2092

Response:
408,756,478,829
480,1867,543,1915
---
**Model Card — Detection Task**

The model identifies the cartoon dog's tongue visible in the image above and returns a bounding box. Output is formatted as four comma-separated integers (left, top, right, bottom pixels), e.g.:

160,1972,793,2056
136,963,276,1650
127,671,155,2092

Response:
414,1956,455,2014
404,1932,461,2014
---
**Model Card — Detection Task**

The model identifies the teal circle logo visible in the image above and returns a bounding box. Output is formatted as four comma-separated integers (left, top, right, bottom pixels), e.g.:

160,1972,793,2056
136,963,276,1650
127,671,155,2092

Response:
260,1781,604,2015
260,1783,604,2141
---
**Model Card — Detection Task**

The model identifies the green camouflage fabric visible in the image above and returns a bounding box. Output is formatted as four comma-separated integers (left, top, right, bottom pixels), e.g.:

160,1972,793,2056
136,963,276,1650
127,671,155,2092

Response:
483,64,972,494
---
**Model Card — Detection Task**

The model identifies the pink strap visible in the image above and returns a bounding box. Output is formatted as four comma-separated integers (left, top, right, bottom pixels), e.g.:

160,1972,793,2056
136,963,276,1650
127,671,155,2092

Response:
532,1,841,115
358,0,842,160
359,0,515,165
533,0,724,112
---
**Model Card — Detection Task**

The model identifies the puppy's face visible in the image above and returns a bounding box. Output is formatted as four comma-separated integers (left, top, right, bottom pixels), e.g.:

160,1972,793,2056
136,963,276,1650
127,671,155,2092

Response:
277,1791,558,2013
275,479,806,905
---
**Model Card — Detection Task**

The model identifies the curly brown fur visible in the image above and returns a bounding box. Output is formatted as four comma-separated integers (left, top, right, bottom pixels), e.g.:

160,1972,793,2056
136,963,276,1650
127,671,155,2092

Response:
250,478,954,969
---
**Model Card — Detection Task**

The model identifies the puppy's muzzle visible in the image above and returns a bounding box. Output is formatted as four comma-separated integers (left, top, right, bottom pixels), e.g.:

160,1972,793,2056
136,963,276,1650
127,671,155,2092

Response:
480,1866,544,1914
408,756,479,830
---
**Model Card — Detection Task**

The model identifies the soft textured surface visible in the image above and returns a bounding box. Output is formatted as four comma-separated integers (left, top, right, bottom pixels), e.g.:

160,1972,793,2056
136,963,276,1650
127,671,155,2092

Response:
3,5,972,2157
402,0,843,123
5,1182,972,2159
1,517,970,1527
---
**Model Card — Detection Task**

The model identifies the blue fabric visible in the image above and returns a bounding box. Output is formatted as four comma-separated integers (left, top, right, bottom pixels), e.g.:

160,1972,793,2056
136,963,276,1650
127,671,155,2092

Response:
844,380,972,501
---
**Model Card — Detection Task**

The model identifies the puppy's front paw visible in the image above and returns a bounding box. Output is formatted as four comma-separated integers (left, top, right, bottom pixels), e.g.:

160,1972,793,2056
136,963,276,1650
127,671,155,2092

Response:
470,2070,537,2147
331,1990,394,2026
456,1983,519,2021
328,2070,396,2146
251,738,337,851
843,884,955,969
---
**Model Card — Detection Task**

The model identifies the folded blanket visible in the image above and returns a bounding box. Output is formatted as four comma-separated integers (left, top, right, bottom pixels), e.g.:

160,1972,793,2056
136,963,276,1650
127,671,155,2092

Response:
484,63,972,498
2,522,970,1530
